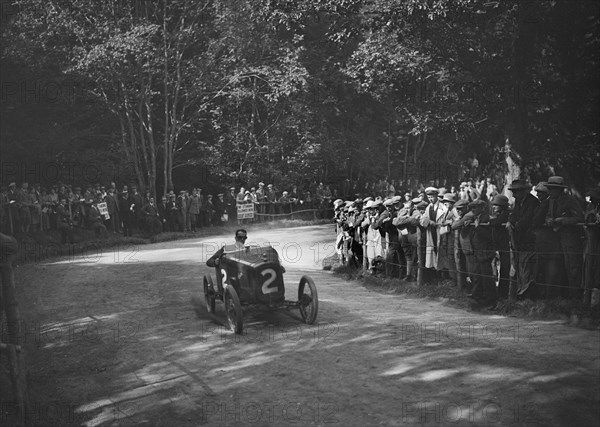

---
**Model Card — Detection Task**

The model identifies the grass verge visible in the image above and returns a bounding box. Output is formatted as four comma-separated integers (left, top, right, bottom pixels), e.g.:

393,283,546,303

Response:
331,263,600,329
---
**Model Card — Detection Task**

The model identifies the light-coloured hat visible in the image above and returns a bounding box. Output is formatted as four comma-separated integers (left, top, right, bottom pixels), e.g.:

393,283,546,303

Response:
365,200,375,209
416,201,429,209
391,195,402,204
442,193,457,203
383,198,394,206
371,200,382,208
425,187,438,195
411,197,422,204
438,187,448,196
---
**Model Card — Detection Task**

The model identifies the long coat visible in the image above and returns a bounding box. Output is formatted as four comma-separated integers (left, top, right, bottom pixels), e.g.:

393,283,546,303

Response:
420,201,447,269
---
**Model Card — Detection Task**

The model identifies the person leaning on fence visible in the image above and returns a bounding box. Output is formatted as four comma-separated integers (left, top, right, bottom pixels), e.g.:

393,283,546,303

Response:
361,200,383,274
506,179,540,299
583,187,600,305
373,197,404,279
142,197,162,235
393,197,421,282
451,199,472,290
465,198,498,309
489,194,511,299
419,187,448,281
88,198,108,238
533,176,585,299
437,193,458,282
55,198,74,244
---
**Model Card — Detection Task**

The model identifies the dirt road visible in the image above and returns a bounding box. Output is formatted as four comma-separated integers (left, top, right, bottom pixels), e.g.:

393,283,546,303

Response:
5,225,600,426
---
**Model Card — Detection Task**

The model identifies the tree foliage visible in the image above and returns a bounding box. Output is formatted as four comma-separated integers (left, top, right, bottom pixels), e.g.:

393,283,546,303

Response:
1,0,598,192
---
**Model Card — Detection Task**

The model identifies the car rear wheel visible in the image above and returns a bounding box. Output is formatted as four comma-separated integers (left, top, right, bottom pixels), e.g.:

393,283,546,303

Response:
298,275,318,324
203,275,216,313
224,286,243,334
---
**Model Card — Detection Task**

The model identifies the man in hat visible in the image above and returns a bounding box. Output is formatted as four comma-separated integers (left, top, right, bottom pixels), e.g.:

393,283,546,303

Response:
205,194,215,226
465,199,497,307
158,195,169,232
265,184,277,215
419,187,448,279
224,187,237,222
56,197,74,243
534,176,584,299
129,186,144,233
119,187,132,236
490,194,511,301
215,193,227,225
507,179,540,298
437,193,458,281
534,182,549,202
104,187,120,233
279,191,291,214
451,199,472,290
88,196,108,238
256,182,266,219
393,197,421,281
142,196,162,235
361,200,383,274
373,197,404,278
188,188,201,232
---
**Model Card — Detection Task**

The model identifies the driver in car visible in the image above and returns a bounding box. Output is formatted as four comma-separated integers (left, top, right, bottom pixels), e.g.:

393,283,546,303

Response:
206,229,248,267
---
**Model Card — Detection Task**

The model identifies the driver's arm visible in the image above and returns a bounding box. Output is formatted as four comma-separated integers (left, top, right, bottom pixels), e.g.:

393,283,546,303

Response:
206,247,225,267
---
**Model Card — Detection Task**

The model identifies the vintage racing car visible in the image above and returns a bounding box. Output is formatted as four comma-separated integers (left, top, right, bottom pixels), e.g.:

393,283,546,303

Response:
203,244,318,334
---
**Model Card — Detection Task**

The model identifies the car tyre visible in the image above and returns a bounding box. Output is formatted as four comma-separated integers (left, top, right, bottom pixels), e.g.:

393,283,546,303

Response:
298,275,318,324
203,275,216,313
224,286,243,334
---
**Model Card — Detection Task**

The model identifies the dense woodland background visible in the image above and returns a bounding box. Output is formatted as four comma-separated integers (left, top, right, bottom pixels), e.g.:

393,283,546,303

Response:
1,0,598,196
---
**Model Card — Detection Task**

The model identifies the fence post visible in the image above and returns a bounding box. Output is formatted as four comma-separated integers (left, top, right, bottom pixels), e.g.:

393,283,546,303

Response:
1,232,30,426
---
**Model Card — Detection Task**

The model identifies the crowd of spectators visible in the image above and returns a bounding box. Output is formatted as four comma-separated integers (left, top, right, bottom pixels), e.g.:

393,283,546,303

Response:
333,176,600,308
0,179,354,241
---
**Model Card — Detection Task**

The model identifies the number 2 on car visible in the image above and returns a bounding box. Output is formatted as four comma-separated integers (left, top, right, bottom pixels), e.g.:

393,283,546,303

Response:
261,268,278,294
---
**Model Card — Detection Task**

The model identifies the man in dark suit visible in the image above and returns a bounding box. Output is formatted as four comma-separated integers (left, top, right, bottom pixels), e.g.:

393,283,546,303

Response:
104,187,120,233
142,197,162,235
507,179,539,298
533,176,584,299
119,188,132,236
158,195,169,232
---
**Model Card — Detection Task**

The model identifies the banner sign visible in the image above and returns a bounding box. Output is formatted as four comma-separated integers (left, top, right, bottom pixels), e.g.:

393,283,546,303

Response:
237,202,254,219
97,202,110,220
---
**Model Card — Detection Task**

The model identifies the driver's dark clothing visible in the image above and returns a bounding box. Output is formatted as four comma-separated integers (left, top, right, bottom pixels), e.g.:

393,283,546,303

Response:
206,243,244,267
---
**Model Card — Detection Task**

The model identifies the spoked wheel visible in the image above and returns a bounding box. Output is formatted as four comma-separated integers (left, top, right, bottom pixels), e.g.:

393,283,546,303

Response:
298,275,318,324
224,286,243,334
203,275,216,313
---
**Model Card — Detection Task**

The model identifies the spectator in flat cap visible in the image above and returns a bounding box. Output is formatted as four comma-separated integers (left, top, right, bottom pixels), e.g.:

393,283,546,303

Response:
373,194,405,278
362,198,384,274
467,198,498,308
451,198,473,290
393,195,420,281
420,185,447,279
437,193,458,281
507,179,540,298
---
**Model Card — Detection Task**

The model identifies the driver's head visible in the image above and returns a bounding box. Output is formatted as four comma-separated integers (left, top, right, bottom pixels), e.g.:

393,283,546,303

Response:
235,229,248,243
